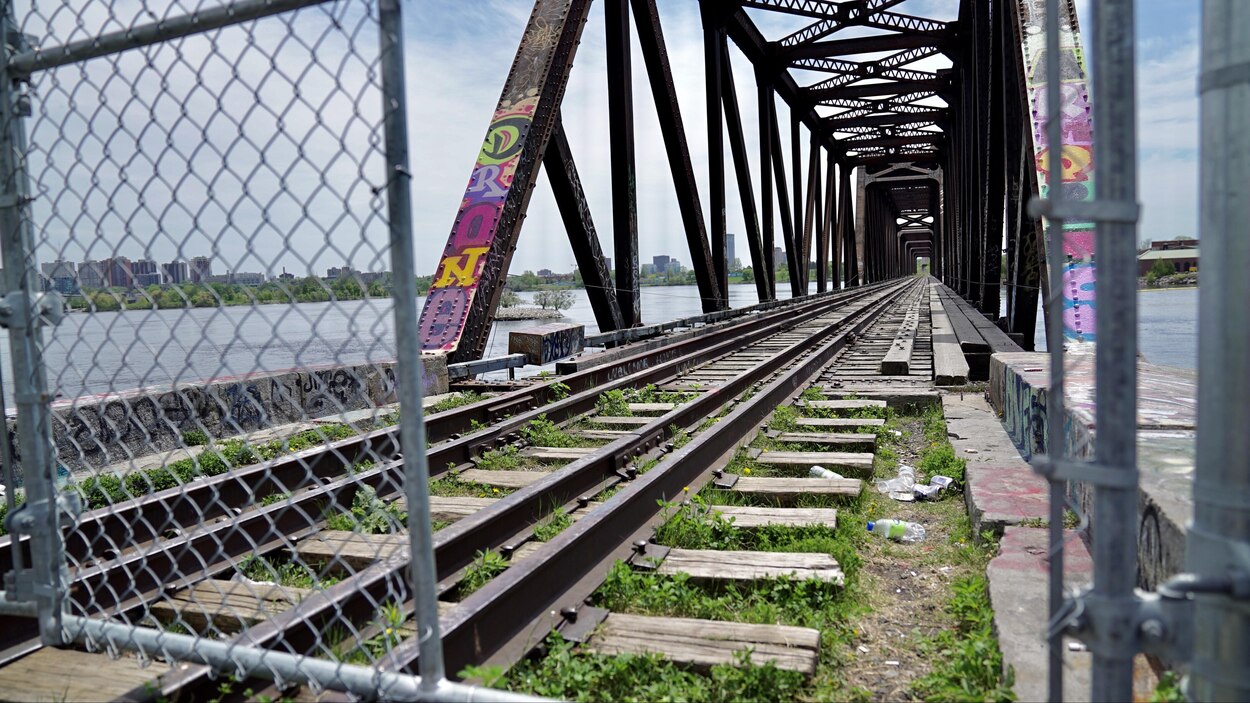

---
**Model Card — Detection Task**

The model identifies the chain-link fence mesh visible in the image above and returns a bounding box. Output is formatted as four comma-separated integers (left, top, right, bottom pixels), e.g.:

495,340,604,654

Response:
0,0,449,694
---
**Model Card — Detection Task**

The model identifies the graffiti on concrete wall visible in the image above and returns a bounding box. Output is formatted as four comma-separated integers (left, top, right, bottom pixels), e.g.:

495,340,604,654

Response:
1018,0,1097,342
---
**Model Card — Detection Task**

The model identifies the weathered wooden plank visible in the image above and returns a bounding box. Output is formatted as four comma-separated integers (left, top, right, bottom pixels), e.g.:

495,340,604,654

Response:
589,415,654,427
520,446,596,461
150,579,311,634
426,496,497,521
796,399,887,411
774,431,877,448
571,429,632,440
930,291,971,386
755,450,875,473
657,548,844,586
508,322,585,364
794,417,885,429
457,468,549,488
586,613,820,675
0,648,173,702
730,476,862,502
293,530,407,571
713,505,837,529
626,402,678,415
881,304,918,375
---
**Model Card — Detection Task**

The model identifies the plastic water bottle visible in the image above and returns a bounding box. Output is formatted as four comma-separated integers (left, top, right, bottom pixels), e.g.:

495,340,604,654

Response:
866,519,927,543
809,466,844,479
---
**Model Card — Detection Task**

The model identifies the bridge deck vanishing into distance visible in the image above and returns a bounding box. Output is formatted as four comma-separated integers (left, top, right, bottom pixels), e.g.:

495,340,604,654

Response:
417,0,1096,364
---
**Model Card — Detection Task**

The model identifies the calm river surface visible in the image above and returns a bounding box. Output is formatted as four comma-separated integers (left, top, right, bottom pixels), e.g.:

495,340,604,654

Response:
0,283,1198,405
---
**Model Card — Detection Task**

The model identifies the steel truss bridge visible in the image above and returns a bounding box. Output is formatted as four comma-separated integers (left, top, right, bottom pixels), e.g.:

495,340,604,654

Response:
417,0,1096,362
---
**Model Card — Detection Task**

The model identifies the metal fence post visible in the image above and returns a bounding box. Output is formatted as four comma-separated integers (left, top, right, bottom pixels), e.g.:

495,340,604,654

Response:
378,0,446,690
1089,0,1140,699
1041,0,1068,697
1190,0,1250,699
0,5,65,644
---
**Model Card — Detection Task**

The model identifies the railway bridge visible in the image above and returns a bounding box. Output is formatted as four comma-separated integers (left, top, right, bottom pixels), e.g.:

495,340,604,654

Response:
0,0,1244,702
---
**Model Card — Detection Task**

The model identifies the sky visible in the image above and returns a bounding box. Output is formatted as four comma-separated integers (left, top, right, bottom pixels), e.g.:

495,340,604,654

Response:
407,0,1202,277
21,0,1201,278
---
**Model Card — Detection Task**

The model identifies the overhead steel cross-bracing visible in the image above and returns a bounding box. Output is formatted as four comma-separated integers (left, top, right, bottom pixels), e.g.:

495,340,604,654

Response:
418,0,1086,361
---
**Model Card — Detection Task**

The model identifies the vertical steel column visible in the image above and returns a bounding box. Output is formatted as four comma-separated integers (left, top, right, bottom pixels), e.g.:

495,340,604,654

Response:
822,152,837,290
701,1,727,302
982,0,1006,319
0,7,64,643
802,133,819,292
1041,0,1067,697
855,166,866,284
840,164,856,286
378,0,443,688
758,77,776,298
719,40,769,302
815,146,827,292
607,0,640,326
545,121,625,332
1190,0,1250,698
791,112,804,291
631,0,721,311
770,102,800,296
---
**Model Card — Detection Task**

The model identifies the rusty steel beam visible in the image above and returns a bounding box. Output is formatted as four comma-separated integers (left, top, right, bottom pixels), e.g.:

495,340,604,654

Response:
782,32,947,61
827,110,946,129
631,0,723,310
544,120,624,332
606,0,641,327
418,0,593,362
702,1,729,301
807,78,948,102
758,76,777,297
721,36,770,301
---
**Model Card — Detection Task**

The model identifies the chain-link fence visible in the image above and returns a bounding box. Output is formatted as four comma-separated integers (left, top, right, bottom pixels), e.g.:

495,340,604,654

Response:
0,1,486,698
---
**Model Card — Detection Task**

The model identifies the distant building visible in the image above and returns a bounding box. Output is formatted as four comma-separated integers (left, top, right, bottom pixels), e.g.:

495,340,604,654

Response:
652,255,671,274
725,233,736,273
604,257,612,272
103,256,133,288
327,265,354,280
162,261,188,284
77,260,106,290
641,263,656,276
41,259,77,293
132,259,159,287
230,272,266,286
1140,240,1195,273
190,256,212,283
537,268,555,277
773,247,786,268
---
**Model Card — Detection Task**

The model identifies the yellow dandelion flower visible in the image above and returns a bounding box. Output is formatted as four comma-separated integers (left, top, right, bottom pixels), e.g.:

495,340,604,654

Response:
683,486,690,492
493,488,500,494
744,467,752,475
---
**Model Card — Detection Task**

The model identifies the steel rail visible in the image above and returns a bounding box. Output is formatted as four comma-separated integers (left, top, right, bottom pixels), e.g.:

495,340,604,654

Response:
169,279,916,699
401,278,920,677
1,283,894,677
0,284,885,580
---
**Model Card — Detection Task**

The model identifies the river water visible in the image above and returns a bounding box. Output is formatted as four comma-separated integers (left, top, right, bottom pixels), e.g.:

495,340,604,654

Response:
0,283,1198,405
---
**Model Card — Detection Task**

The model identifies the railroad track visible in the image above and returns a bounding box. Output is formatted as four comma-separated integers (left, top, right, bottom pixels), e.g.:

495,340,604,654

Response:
0,277,926,700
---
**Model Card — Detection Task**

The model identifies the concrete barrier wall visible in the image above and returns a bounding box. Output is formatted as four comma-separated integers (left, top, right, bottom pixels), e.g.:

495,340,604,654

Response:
988,351,1197,593
9,354,447,478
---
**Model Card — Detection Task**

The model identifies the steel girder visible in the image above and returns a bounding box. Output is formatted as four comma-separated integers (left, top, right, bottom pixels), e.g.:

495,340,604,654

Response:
418,0,1040,361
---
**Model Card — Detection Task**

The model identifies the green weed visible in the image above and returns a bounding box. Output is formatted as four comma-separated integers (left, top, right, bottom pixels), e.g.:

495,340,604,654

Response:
532,509,573,542
596,389,632,416
498,635,805,702
522,415,594,448
428,392,484,414
323,485,406,534
911,575,1016,701
476,445,521,471
459,550,509,597
769,405,799,432
919,442,967,487
550,381,571,401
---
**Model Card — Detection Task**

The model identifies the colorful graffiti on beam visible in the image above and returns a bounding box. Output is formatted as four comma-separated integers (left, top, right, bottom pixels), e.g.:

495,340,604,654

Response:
418,95,540,352
1017,0,1096,342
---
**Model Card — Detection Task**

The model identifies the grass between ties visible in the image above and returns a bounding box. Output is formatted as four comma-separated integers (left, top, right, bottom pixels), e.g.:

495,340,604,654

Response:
473,400,1013,701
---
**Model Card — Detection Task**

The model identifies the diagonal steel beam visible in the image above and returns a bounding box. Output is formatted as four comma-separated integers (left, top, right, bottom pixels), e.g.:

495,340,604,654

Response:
419,0,593,362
